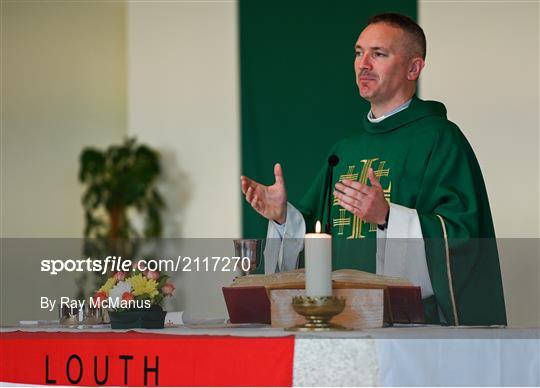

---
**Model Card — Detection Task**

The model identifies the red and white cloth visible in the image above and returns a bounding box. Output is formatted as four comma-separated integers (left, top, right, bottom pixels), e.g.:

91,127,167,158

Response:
1,327,538,387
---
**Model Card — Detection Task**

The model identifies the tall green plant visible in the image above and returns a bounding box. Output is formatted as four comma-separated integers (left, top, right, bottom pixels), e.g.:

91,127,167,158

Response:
77,138,165,298
79,137,164,239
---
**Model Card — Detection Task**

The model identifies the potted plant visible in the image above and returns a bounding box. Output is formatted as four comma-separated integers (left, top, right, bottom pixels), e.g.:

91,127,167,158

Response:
94,267,175,329
77,138,165,298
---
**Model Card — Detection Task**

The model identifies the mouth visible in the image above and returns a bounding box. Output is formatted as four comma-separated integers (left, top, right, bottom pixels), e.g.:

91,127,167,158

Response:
358,76,377,82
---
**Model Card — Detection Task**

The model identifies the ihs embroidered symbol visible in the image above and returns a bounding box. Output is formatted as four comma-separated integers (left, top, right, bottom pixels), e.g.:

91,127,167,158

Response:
332,158,392,239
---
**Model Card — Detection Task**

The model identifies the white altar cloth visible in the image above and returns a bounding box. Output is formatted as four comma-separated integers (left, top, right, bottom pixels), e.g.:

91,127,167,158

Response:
1,325,539,386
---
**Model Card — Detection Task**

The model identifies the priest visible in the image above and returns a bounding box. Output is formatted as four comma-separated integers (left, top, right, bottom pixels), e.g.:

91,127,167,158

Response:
240,13,506,326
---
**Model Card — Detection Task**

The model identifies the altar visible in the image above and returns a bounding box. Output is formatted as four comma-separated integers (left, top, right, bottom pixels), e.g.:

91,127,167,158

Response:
1,326,539,387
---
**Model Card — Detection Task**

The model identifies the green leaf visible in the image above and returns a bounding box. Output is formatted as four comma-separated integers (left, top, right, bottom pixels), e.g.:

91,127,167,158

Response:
153,294,164,306
135,293,151,300
157,275,169,289
152,189,165,208
79,149,105,182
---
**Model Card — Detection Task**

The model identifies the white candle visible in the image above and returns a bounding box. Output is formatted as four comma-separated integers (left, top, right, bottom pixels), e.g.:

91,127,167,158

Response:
304,221,332,297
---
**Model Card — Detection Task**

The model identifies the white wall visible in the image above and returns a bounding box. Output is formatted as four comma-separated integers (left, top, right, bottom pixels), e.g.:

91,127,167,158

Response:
1,2,126,238
420,1,539,326
126,1,241,239
125,1,241,318
1,2,126,324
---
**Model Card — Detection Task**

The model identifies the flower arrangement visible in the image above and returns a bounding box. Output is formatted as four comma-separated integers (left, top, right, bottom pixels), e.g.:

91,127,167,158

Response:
94,268,175,312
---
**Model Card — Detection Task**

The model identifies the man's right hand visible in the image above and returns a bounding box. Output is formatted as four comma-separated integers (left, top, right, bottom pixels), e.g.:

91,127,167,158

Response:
240,163,288,224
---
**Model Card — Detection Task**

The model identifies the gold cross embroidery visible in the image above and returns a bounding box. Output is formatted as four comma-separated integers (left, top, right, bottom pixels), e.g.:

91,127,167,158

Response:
332,158,392,239
333,208,351,235
333,166,359,205
383,181,392,201
374,160,390,178
368,162,392,233
348,158,378,239
340,165,359,181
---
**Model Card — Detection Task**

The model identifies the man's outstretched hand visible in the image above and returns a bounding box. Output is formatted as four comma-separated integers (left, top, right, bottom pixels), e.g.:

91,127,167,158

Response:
334,167,389,225
240,163,288,224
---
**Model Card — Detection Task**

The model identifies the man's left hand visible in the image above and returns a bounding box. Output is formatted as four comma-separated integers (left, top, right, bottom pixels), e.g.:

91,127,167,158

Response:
334,167,389,225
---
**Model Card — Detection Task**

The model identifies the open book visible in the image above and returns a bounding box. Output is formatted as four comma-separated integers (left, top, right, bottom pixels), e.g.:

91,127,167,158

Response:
225,269,423,326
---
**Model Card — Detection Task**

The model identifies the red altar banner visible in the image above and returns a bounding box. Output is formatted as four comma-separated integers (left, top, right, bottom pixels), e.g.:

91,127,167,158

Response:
0,331,295,386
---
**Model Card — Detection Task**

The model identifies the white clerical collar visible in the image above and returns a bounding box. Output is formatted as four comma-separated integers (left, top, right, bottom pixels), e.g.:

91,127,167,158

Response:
367,99,412,123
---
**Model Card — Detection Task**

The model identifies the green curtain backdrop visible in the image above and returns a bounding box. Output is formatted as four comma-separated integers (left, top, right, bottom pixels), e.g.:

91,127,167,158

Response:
240,0,417,238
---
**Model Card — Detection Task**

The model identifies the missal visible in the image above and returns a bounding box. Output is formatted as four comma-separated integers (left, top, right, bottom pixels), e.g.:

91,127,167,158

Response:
224,269,424,329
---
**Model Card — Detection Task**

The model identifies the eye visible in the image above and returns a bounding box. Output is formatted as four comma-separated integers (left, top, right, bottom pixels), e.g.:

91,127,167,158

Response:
375,52,387,57
355,50,363,58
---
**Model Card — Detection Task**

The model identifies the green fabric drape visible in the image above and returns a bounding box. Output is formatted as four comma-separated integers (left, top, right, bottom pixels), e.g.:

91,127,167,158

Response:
240,0,417,238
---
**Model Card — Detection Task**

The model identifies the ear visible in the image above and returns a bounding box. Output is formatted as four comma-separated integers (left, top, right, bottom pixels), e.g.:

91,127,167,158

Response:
407,57,425,81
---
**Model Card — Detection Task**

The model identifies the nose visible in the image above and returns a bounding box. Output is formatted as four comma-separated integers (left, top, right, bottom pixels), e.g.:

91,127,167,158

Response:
357,54,372,71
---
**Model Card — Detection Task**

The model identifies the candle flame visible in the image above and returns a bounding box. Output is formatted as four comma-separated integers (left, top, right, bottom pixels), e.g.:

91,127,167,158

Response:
315,220,321,233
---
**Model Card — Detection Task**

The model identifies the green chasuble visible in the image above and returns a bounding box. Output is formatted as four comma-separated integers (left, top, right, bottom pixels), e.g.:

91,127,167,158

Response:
297,96,507,326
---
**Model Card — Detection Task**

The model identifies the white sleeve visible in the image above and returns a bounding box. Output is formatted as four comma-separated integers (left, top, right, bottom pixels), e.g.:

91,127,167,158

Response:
264,202,306,274
376,203,434,299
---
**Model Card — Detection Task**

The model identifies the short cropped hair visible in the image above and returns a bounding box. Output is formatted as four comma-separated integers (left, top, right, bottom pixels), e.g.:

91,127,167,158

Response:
367,13,426,59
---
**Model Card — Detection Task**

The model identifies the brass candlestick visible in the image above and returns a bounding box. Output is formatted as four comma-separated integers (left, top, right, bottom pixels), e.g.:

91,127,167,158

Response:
286,295,350,331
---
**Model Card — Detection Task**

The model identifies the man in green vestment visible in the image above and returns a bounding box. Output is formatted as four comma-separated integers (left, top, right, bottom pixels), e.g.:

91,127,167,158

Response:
240,13,506,326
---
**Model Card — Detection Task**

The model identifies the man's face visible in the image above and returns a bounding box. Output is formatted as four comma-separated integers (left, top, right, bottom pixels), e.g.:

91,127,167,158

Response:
354,23,412,104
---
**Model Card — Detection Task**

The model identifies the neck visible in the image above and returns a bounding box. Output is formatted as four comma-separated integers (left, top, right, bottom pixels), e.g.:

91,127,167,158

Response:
370,91,415,118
